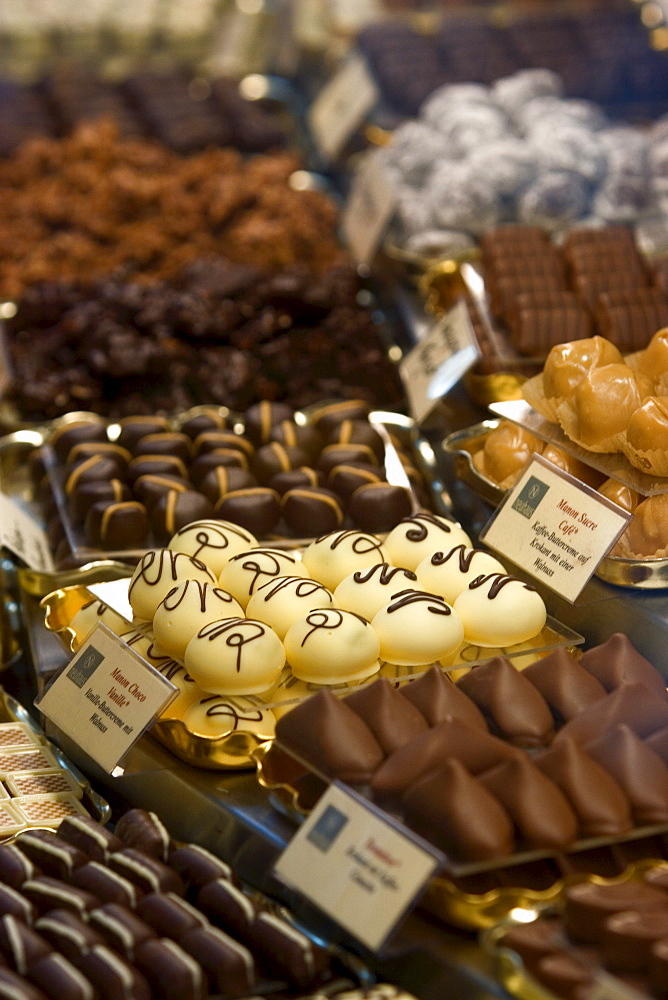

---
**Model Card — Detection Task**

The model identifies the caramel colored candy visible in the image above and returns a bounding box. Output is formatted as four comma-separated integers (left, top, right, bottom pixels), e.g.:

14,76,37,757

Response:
620,494,668,558
542,336,623,399
564,879,667,945
370,717,519,806
569,363,650,448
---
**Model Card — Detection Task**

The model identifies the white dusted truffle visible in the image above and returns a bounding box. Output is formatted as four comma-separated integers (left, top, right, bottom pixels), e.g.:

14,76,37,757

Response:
467,138,538,198
380,120,454,188
492,69,564,117
517,170,589,230
429,161,501,235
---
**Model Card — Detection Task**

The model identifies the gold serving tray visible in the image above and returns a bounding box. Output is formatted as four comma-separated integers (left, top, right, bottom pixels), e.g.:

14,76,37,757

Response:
255,740,668,931
481,862,668,1000
442,417,668,591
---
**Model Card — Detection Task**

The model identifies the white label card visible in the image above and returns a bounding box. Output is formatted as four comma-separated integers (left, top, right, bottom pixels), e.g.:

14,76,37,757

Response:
0,493,54,572
308,53,380,161
273,783,441,952
36,623,177,775
399,301,480,423
481,454,632,602
341,151,397,268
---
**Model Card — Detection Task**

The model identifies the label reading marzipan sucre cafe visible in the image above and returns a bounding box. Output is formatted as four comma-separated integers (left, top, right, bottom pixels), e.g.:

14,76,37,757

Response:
481,454,632,602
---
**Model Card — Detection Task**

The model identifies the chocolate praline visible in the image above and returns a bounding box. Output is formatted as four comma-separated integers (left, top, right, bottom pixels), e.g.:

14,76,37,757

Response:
281,487,344,536
310,399,371,436
316,443,378,475
65,454,126,492
66,441,132,471
215,487,281,535
326,418,385,463
115,416,172,452
134,432,193,465
49,419,109,462
179,409,228,439
198,466,257,504
150,489,214,544
243,401,294,447
327,462,385,504
251,442,308,483
133,473,191,508
269,420,323,460
126,455,190,486
68,477,132,523
84,499,150,549
192,431,254,460
348,482,413,533
269,466,323,496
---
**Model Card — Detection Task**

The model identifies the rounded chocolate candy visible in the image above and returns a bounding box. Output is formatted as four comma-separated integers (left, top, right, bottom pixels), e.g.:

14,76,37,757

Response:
126,455,189,486
84,500,150,549
348,482,413,533
49,419,109,462
68,478,132,523
133,474,190,508
190,450,250,486
116,416,171,452
192,431,254,460
149,490,214,544
243,401,294,447
215,487,281,535
134,432,193,465
327,463,385,504
311,400,371,436
281,487,344,536
269,467,323,496
326,418,385,463
198,466,257,505
269,420,322,460
251,443,308,483
316,443,378,475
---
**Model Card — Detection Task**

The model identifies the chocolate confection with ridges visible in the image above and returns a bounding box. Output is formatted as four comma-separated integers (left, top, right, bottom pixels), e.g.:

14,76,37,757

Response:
534,737,633,837
274,689,384,784
401,759,515,862
456,656,555,746
477,756,579,849
342,678,429,756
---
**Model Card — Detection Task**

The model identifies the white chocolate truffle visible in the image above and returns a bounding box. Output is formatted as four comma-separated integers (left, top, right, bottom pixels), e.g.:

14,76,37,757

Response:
118,625,171,666
453,573,547,647
182,694,275,741
156,660,205,720
284,608,381,684
245,576,334,640
69,598,130,648
383,514,472,571
217,548,309,609
302,530,386,590
415,544,508,604
371,590,464,665
128,549,216,622
184,617,285,695
333,563,419,621
152,581,244,661
167,519,257,576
